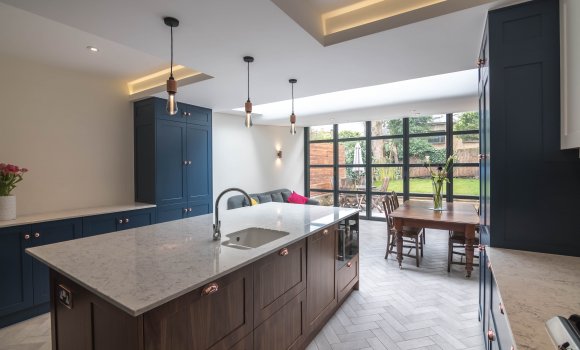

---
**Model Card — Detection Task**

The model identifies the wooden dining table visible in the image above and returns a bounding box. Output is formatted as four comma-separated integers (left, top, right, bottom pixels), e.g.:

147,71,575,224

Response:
390,200,480,277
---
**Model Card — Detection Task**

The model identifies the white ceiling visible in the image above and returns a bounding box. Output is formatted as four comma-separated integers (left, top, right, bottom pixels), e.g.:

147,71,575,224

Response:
0,0,521,126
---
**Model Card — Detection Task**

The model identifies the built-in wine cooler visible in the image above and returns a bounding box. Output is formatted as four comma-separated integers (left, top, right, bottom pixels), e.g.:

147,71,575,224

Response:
337,215,359,269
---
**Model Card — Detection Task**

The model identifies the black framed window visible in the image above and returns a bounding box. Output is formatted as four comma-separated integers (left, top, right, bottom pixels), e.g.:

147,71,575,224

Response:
305,112,480,220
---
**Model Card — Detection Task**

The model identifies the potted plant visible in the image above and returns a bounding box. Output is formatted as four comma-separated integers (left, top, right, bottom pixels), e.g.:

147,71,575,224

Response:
423,155,455,211
0,163,28,220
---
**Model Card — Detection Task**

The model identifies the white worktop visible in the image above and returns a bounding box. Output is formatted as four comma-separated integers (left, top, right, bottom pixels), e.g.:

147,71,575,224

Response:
487,248,580,350
0,203,156,229
26,203,358,317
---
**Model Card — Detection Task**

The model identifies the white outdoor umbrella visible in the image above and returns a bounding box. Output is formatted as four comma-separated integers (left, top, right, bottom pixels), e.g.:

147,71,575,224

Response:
352,143,365,175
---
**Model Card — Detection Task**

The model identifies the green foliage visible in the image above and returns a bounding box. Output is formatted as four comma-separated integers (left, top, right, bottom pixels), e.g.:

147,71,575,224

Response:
310,129,332,141
409,139,446,163
387,116,446,162
454,112,479,142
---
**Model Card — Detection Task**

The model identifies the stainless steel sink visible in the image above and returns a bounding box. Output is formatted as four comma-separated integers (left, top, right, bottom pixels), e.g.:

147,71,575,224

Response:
221,228,289,249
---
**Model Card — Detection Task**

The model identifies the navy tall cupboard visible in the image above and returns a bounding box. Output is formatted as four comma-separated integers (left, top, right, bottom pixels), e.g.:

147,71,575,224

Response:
134,97,213,223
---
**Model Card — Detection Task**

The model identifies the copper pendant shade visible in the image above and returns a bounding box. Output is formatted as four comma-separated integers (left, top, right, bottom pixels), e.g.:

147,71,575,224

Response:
244,56,254,128
164,17,179,115
289,79,297,135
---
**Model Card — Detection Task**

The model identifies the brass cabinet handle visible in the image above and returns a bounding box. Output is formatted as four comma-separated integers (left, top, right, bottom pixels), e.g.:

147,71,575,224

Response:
499,302,504,314
347,261,352,268
279,248,289,256
34,232,40,238
323,229,329,235
24,234,31,240
201,282,219,296
124,218,130,224
487,329,495,341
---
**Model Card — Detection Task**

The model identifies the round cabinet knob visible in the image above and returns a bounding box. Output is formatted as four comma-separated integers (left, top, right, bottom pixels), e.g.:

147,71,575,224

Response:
188,160,192,165
24,234,31,240
279,248,289,256
118,219,124,224
201,282,219,296
487,261,492,271
124,218,130,224
34,232,40,238
188,208,192,212
347,261,352,268
323,229,329,235
183,208,188,213
487,330,495,342
182,111,187,117
183,160,188,165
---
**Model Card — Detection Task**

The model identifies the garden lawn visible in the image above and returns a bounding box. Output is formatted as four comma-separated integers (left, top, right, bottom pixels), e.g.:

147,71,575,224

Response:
376,178,479,196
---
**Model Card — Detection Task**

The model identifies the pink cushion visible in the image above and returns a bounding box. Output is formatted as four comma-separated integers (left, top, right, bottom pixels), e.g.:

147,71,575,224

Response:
287,191,308,204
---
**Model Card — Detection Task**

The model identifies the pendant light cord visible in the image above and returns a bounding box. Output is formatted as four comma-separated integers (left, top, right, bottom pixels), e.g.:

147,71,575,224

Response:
291,82,295,114
170,26,174,78
247,61,250,101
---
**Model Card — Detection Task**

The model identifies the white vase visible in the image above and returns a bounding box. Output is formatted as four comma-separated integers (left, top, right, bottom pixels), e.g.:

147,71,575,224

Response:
0,196,16,221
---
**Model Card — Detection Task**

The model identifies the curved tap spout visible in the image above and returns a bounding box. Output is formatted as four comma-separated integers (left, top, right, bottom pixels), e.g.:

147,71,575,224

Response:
213,188,253,241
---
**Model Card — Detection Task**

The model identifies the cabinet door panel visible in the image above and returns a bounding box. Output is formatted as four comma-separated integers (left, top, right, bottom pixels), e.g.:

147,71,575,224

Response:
144,265,253,350
186,125,212,205
187,106,211,126
337,254,358,302
187,203,211,218
32,219,82,305
118,209,156,230
306,225,337,331
156,119,187,206
254,239,306,326
254,290,306,350
0,225,33,318
156,204,187,223
82,213,117,237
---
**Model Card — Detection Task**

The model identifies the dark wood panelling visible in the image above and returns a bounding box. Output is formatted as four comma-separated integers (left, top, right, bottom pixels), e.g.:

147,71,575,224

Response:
306,225,337,331
143,265,253,350
254,290,306,350
254,239,306,326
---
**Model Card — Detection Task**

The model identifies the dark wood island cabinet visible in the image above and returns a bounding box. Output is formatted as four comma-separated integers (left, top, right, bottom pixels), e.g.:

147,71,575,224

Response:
29,204,360,350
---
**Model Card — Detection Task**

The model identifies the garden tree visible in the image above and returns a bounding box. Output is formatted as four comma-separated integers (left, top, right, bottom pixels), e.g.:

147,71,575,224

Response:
386,116,446,164
454,112,479,141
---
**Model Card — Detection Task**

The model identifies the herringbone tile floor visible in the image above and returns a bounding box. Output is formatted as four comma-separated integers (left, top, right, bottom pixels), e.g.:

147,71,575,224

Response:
0,220,483,350
306,220,484,350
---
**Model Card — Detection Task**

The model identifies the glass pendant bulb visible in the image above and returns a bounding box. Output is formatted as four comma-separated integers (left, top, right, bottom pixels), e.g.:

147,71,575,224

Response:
290,122,296,135
245,99,253,128
166,76,178,115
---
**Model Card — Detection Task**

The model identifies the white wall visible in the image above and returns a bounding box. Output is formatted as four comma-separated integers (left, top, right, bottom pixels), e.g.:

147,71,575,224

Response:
0,55,134,216
212,113,305,212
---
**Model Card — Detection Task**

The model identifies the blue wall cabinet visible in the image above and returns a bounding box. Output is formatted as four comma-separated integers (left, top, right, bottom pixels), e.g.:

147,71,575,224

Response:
82,208,156,237
0,225,33,320
134,97,213,223
31,219,82,305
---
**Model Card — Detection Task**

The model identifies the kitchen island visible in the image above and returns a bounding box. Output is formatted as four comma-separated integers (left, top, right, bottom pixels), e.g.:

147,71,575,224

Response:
26,202,360,350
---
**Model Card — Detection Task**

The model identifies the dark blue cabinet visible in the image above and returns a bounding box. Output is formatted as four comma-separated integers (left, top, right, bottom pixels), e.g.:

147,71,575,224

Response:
134,97,213,223
82,208,156,237
31,219,82,305
0,225,33,320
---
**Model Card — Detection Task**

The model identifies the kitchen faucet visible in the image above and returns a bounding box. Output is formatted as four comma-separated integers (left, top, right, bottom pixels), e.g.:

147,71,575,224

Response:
213,188,253,241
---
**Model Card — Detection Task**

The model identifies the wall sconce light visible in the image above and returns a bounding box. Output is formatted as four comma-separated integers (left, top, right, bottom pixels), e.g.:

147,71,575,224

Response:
276,150,283,159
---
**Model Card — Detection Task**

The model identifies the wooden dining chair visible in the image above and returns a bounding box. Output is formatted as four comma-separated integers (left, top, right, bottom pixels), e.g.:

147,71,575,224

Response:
389,191,425,245
448,203,481,272
383,195,424,267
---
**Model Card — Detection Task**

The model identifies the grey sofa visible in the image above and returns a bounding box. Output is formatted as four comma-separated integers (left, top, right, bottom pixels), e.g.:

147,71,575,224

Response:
227,188,319,210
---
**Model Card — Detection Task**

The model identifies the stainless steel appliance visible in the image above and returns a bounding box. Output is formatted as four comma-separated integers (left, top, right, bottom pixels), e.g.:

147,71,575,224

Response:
546,314,580,350
337,218,359,269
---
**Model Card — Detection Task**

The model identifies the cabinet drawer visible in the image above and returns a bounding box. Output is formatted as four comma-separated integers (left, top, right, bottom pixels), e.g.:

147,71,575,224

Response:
490,277,513,350
82,213,117,237
254,290,306,350
337,254,358,302
118,209,155,230
254,239,306,326
144,265,253,350
156,203,187,223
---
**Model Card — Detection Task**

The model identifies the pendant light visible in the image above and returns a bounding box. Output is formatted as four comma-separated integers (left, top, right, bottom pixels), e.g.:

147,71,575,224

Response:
243,56,254,128
164,17,179,115
289,78,297,135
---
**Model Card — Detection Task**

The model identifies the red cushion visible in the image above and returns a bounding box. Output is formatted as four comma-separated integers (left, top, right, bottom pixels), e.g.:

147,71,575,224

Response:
287,191,308,204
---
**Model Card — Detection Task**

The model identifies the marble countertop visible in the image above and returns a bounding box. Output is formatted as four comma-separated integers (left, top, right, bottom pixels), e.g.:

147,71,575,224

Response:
0,203,156,229
487,248,580,350
26,203,358,317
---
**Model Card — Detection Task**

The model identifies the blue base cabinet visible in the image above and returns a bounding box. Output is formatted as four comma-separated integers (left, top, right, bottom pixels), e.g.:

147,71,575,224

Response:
0,218,82,327
0,208,155,328
134,97,213,223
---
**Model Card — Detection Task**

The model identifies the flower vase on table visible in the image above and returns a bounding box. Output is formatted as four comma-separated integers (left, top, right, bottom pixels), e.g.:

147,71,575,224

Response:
0,163,28,221
423,155,455,211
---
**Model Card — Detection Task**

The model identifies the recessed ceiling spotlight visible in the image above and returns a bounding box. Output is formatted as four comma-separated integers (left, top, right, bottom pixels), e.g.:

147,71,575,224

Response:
86,46,99,53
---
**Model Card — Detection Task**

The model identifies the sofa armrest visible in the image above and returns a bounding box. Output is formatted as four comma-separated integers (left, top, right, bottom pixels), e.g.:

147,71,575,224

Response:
306,198,320,205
